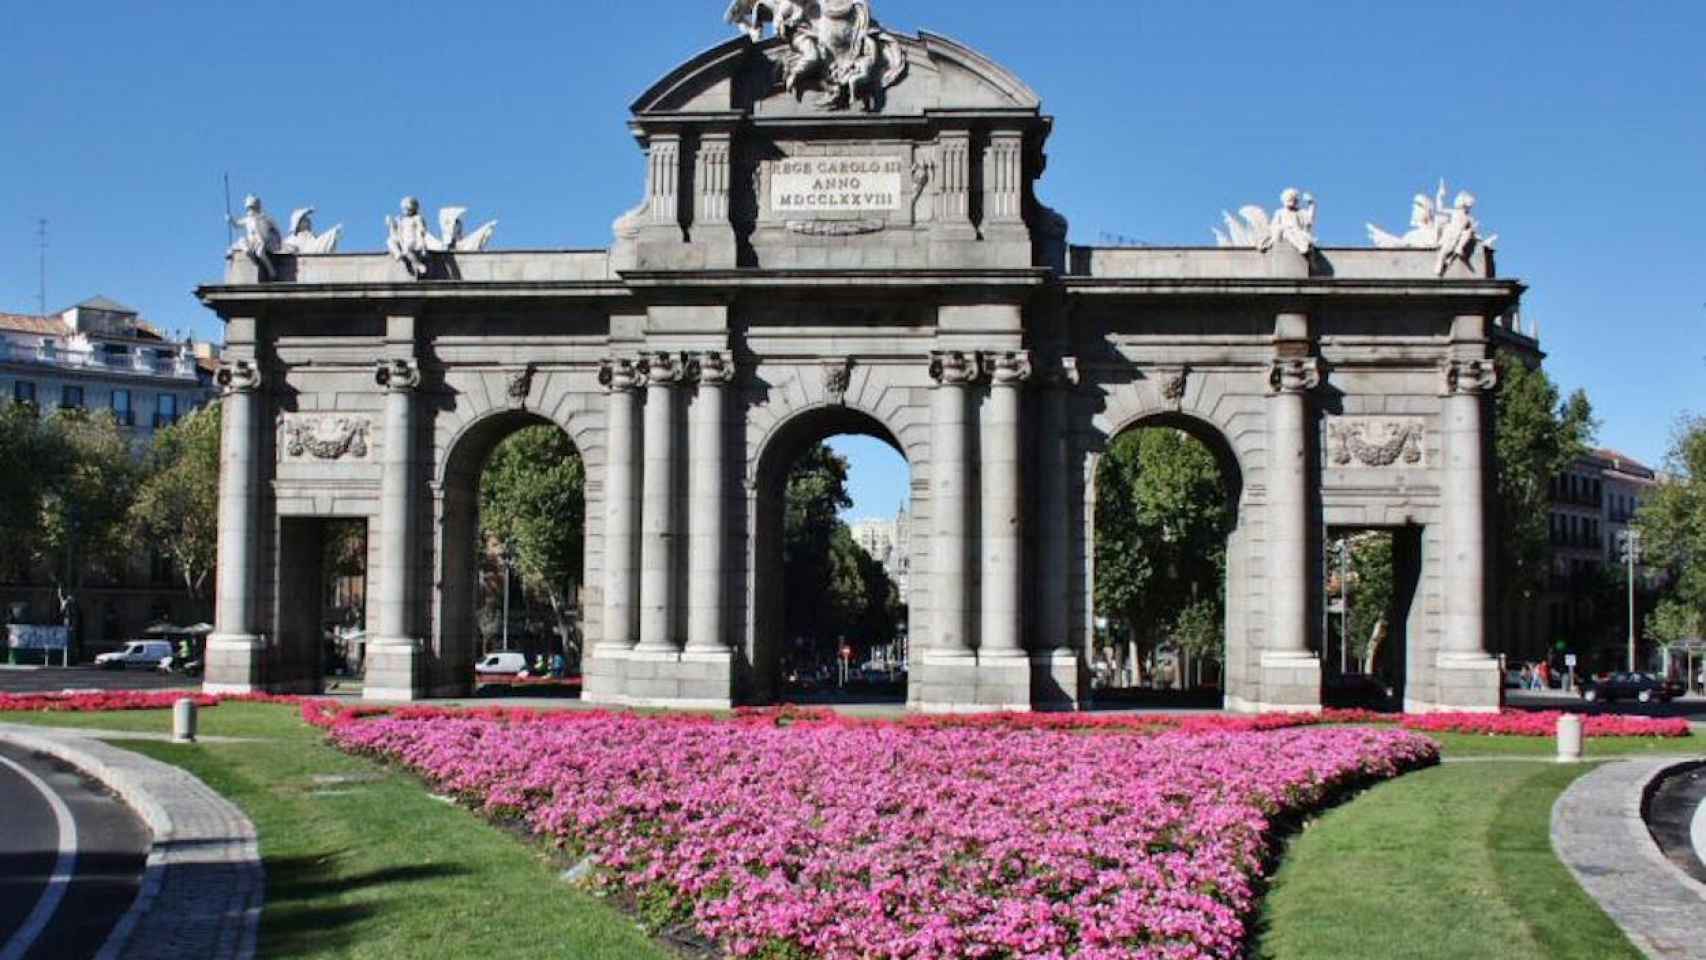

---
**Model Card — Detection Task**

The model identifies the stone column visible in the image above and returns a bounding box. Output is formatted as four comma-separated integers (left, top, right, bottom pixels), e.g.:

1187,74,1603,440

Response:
980,351,1030,657
1257,346,1323,712
365,357,423,701
1435,353,1501,711
204,360,263,695
599,359,643,653
637,352,685,654
1033,355,1080,706
686,351,734,653
928,351,977,659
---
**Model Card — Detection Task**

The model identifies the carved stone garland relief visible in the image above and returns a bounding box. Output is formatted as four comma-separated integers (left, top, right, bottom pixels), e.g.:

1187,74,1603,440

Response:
279,415,373,461
1326,417,1426,468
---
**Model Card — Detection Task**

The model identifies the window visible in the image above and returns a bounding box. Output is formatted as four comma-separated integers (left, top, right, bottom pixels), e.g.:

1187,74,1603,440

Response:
111,389,132,426
61,385,84,410
154,393,179,428
13,381,35,405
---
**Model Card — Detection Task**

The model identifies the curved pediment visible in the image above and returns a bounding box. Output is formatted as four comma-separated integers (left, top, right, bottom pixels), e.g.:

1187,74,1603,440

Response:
631,30,1042,119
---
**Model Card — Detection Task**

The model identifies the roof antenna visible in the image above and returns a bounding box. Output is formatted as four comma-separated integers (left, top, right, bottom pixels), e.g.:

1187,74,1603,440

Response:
35,218,48,316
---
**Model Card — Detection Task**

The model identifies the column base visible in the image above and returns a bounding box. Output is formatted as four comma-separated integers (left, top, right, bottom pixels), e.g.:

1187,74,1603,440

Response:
915,652,1032,714
203,633,263,695
363,639,426,702
1232,651,1323,715
583,646,735,710
1409,653,1502,714
1030,650,1086,712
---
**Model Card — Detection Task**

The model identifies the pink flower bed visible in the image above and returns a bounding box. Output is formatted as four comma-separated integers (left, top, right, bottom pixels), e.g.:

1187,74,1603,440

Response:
330,710,1437,959
0,690,223,713
1398,710,1693,738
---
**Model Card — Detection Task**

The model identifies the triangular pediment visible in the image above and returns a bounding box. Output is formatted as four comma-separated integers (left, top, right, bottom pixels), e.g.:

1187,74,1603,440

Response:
631,30,1041,119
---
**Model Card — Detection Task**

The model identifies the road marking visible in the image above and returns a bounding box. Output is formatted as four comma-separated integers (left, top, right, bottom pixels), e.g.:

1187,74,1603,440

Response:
0,754,78,960
1693,786,1706,873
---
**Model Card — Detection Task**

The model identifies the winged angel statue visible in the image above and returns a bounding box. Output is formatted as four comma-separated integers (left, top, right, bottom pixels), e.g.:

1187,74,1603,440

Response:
1215,189,1318,255
385,197,499,279
1366,180,1497,276
726,0,908,111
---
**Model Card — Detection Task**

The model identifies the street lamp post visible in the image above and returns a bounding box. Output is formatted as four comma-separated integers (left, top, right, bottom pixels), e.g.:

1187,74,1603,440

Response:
1618,529,1642,673
501,544,516,652
1336,539,1351,675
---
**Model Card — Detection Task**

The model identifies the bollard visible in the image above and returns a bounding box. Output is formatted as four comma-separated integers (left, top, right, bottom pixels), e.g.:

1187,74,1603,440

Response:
1556,713,1583,763
173,698,197,744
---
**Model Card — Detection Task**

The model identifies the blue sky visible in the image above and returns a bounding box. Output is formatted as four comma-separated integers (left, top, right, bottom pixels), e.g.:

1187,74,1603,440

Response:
2,1,1701,516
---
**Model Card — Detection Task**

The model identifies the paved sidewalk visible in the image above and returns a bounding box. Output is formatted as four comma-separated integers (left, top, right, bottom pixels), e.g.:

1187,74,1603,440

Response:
1552,757,1706,959
0,723,262,960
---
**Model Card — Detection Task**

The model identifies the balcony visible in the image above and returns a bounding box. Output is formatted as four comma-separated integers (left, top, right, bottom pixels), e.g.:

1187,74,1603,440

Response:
0,339,197,381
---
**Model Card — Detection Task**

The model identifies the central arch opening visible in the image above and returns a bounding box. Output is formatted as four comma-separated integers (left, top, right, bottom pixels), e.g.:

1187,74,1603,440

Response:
1091,415,1242,709
752,407,911,705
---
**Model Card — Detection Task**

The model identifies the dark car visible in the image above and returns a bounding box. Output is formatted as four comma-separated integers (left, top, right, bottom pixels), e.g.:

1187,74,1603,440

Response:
1581,672,1683,704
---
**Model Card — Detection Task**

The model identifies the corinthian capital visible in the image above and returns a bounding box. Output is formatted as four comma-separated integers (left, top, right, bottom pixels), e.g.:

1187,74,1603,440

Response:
928,350,980,387
1268,357,1323,395
1442,358,1499,396
374,358,421,392
215,359,263,396
598,358,643,392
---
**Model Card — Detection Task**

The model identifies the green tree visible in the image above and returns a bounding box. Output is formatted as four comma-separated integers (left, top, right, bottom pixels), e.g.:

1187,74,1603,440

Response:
1094,427,1232,684
0,403,66,581
1639,415,1706,641
1493,352,1596,649
37,411,141,592
1330,532,1395,673
129,404,221,602
478,425,586,658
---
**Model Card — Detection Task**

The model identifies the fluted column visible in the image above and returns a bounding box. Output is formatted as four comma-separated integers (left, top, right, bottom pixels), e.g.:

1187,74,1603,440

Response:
928,351,977,657
637,352,684,654
372,358,421,647
206,359,263,692
980,351,1030,656
1036,356,1078,651
687,352,734,653
599,359,643,652
1441,356,1498,659
1265,353,1321,660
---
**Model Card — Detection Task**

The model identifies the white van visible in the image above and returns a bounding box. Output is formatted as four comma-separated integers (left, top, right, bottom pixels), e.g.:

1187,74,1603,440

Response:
95,640,175,670
475,651,529,676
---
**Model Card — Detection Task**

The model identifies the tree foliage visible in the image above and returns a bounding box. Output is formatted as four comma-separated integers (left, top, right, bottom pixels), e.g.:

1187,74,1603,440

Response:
1640,415,1706,641
1493,352,1596,622
1329,532,1395,673
1094,427,1233,682
0,404,64,581
33,411,141,591
782,443,901,661
129,404,221,599
478,425,586,655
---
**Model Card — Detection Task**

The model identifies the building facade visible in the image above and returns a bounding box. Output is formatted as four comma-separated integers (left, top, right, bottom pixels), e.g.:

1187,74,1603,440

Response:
849,508,911,598
1535,450,1660,656
197,13,1529,714
0,296,218,651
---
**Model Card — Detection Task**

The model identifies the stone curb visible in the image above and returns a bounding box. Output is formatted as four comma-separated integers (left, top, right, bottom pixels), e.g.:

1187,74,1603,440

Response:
0,724,263,960
1551,756,1706,959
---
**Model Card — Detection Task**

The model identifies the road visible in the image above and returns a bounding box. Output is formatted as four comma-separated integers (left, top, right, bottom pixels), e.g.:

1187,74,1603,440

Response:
0,665,196,696
1506,688,1706,724
0,742,149,960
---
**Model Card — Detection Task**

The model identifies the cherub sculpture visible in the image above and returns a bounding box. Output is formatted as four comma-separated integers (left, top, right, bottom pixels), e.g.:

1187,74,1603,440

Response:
226,194,284,279
385,196,432,277
1366,180,1498,275
1215,189,1317,255
281,207,343,254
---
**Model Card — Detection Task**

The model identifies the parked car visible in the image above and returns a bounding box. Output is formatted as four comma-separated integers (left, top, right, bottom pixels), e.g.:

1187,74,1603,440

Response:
475,651,529,676
1503,669,1526,689
1580,672,1683,704
95,640,175,671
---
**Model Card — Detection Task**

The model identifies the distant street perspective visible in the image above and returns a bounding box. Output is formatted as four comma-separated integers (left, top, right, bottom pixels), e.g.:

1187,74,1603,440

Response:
4,1,1705,958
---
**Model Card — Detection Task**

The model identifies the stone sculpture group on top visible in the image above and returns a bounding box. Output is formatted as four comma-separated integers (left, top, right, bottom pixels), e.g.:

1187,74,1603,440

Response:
1214,189,1319,255
1366,180,1497,276
725,0,908,111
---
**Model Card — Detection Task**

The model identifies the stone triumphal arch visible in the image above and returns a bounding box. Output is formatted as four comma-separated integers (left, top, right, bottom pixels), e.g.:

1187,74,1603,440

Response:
200,7,1526,713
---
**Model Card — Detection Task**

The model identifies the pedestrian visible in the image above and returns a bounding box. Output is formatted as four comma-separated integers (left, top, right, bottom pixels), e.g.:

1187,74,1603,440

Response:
1537,660,1551,690
1520,663,1533,690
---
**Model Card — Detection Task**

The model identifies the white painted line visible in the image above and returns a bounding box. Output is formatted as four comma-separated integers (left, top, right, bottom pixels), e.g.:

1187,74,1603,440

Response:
1693,788,1706,874
0,754,79,960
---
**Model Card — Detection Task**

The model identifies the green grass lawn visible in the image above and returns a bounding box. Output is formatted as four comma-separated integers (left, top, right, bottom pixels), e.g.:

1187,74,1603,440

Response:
1,703,669,960
1255,731,1703,960
3,703,1698,960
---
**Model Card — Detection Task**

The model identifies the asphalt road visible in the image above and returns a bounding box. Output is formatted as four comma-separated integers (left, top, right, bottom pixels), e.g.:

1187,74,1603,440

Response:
1505,688,1706,724
0,743,148,960
0,666,196,696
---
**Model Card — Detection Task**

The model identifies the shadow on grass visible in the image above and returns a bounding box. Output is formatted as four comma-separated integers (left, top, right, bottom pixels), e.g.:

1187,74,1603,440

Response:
260,853,471,956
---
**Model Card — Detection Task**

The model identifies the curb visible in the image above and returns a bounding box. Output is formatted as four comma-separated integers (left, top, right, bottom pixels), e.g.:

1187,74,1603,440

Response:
1552,756,1706,959
0,724,263,960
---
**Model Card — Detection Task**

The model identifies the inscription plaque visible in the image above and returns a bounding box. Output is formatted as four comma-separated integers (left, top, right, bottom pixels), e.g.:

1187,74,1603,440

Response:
771,156,905,214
